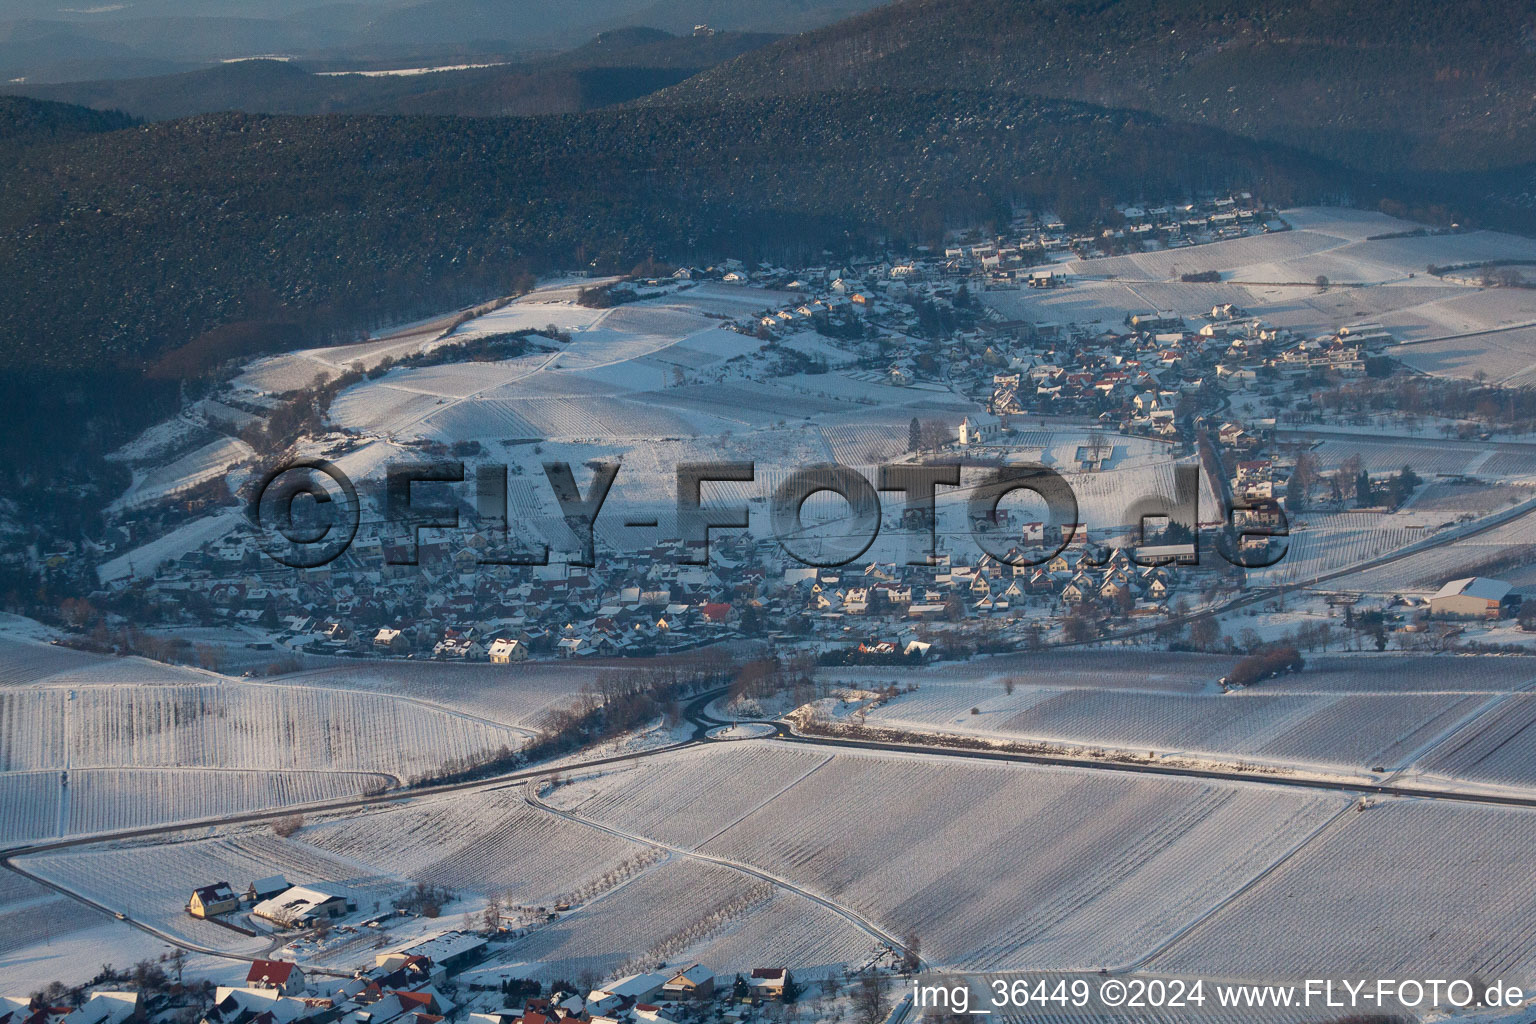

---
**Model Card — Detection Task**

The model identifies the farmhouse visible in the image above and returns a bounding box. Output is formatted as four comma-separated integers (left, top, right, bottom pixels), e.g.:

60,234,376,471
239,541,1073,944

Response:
188,881,240,918
252,884,355,927
1430,577,1516,619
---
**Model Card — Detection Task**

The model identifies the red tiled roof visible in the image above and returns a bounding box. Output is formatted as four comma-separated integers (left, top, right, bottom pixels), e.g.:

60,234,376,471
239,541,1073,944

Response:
247,960,296,985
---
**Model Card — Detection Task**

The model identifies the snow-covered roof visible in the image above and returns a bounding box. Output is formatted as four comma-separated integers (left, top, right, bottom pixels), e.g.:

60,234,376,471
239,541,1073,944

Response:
602,973,667,999
1432,577,1512,602
386,930,487,964
253,884,348,923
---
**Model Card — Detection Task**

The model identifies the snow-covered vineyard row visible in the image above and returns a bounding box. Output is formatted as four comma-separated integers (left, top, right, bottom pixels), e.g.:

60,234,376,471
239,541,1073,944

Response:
829,652,1536,698
1328,511,1536,593
1248,515,1422,586
1150,799,1536,980
546,745,835,850
0,874,99,961
0,683,523,779
113,436,256,511
552,745,1342,972
268,659,598,729
1418,694,1536,789
0,768,386,845
699,749,1341,972
860,685,1487,775
1310,438,1486,478
480,858,872,984
0,635,206,688
538,742,1536,981
289,787,641,902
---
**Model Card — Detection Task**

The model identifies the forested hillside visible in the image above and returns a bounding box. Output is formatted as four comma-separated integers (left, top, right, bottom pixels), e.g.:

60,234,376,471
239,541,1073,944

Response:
5,0,1535,528
0,91,1354,376
3,30,779,121
651,0,1536,174
0,95,135,147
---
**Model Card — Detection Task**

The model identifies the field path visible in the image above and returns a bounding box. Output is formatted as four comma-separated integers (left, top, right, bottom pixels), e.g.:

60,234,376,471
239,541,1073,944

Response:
523,777,923,966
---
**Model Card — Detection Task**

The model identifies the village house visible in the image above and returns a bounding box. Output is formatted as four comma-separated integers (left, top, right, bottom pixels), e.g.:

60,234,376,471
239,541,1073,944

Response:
188,881,240,919
488,637,527,663
373,627,410,653
748,969,793,1002
245,961,306,996
661,965,716,1000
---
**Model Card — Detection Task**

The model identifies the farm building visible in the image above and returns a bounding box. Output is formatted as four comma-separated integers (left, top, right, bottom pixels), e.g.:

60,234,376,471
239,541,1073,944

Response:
1429,577,1516,619
246,875,289,903
188,881,240,918
252,884,355,927
377,931,487,974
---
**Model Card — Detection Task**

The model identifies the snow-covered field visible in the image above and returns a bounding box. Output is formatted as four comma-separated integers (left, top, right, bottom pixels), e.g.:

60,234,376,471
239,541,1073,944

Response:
1149,798,1536,983
112,436,254,510
482,857,872,983
548,743,1345,972
287,786,642,902
989,208,1536,388
0,682,523,780
1326,510,1536,593
264,660,602,730
850,675,1485,777
0,768,389,844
